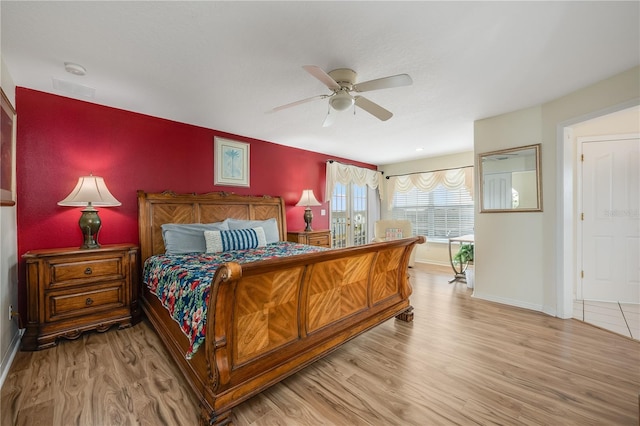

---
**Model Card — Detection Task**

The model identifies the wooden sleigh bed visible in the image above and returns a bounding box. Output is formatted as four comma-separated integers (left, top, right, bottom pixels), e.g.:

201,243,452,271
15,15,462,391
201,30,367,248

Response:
137,190,424,425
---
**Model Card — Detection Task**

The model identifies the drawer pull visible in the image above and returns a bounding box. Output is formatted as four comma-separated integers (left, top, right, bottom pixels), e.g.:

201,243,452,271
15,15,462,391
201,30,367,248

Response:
85,298,93,306
84,267,93,275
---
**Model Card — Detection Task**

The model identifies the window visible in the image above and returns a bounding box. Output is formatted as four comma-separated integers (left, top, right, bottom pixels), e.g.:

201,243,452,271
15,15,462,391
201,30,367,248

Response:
391,184,474,242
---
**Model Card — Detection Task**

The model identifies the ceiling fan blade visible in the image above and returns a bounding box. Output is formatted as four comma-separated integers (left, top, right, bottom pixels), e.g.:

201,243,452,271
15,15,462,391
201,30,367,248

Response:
353,74,412,93
272,94,328,112
354,96,393,121
303,65,340,90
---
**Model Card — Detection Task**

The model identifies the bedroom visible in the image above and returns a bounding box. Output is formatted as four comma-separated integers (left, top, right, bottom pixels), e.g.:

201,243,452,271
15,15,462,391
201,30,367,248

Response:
1,1,639,424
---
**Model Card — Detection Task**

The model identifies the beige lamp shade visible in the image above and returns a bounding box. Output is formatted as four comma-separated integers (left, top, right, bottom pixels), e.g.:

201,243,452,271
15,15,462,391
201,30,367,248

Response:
58,175,120,249
58,175,121,207
295,189,321,207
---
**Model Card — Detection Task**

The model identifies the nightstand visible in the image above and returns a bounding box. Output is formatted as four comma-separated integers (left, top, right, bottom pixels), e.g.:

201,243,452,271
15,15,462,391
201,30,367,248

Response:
287,230,332,248
21,244,139,351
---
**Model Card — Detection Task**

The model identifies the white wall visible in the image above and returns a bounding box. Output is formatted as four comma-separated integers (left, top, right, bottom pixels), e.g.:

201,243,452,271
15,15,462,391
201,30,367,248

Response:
474,66,640,316
0,56,20,387
378,151,474,266
474,106,545,310
571,106,640,137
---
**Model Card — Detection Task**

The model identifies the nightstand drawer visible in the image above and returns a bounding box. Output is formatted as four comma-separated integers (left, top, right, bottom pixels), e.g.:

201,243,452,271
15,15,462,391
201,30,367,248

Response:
48,256,124,288
287,230,332,248
307,234,330,247
46,281,125,322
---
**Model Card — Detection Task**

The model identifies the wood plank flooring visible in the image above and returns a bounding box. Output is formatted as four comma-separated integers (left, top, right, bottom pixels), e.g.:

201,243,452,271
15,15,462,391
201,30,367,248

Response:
2,264,639,425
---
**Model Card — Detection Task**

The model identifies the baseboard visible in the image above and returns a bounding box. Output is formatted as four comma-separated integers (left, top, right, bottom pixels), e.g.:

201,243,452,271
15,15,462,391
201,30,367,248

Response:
0,327,24,389
542,304,558,318
472,291,544,313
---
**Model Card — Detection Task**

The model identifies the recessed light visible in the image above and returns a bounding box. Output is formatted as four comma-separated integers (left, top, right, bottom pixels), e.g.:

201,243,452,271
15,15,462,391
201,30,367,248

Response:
415,147,424,152
64,62,86,76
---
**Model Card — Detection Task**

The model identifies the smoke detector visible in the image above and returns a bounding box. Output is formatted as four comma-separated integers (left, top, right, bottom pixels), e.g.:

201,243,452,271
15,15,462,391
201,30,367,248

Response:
64,62,87,76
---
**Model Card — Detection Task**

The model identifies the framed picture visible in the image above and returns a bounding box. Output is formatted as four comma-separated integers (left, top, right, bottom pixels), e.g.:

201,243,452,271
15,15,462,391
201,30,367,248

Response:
214,137,250,187
1,88,16,207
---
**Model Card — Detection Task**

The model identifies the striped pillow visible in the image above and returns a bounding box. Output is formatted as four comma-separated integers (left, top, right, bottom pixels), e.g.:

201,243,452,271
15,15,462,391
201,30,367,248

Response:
204,227,267,253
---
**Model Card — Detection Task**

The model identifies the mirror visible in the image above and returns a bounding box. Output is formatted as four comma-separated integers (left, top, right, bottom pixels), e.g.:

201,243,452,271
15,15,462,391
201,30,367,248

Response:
478,144,542,212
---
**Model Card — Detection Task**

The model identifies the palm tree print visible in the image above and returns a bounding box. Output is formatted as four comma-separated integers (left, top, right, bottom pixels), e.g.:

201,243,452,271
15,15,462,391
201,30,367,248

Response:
223,147,241,179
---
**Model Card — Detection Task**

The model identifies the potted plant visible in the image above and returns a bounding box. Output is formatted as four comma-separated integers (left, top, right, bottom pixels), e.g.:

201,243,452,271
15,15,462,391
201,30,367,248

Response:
453,243,474,289
453,243,474,265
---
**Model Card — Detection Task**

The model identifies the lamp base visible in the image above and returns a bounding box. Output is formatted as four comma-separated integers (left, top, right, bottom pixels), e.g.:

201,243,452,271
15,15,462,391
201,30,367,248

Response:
79,208,102,249
303,208,313,232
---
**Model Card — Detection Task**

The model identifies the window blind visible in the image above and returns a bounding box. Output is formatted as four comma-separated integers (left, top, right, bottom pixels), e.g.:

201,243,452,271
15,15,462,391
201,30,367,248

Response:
390,171,474,242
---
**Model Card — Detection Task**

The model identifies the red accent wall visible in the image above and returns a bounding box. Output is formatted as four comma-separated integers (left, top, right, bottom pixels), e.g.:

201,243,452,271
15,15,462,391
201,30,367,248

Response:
15,88,374,313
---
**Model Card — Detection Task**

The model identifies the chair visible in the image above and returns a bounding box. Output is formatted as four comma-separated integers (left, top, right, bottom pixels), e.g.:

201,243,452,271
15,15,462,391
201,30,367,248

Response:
372,219,419,267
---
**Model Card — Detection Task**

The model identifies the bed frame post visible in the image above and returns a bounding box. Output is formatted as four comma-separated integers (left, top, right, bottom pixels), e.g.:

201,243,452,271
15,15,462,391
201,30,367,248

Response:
199,406,232,426
396,306,414,322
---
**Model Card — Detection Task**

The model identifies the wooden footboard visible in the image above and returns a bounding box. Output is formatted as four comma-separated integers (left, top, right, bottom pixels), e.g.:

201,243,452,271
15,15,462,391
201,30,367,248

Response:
137,191,424,424
142,237,422,424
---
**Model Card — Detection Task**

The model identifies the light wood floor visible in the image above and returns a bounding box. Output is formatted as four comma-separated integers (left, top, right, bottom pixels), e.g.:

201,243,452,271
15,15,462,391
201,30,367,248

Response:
2,264,639,425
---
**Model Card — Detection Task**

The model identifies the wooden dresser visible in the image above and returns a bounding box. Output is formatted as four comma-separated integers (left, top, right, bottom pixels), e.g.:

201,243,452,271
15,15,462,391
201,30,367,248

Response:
22,244,139,351
287,230,332,248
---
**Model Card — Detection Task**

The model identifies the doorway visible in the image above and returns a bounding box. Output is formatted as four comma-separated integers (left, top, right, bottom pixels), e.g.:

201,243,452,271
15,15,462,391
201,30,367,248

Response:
559,104,640,340
575,135,639,340
330,182,369,248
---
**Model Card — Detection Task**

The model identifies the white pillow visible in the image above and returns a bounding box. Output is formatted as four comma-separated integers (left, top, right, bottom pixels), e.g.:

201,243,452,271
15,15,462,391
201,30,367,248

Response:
204,227,267,253
225,218,280,243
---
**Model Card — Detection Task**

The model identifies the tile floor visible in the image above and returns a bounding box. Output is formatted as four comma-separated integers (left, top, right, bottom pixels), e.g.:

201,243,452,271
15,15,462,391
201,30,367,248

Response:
573,299,640,341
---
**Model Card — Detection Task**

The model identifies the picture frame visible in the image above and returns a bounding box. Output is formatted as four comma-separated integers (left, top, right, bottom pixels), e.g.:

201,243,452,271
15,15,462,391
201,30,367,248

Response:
1,88,16,207
214,137,250,187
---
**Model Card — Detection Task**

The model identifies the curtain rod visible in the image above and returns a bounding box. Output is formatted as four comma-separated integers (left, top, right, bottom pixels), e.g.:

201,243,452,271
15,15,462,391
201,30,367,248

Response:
327,159,384,174
383,164,473,179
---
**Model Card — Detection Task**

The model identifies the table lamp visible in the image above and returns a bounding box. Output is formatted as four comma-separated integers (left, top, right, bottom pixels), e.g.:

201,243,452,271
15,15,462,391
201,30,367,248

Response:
58,174,121,249
295,189,321,232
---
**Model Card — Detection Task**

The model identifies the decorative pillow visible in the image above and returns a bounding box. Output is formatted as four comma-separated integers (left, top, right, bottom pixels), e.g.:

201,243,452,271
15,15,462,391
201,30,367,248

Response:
161,222,229,254
204,227,267,253
224,218,280,244
385,228,403,240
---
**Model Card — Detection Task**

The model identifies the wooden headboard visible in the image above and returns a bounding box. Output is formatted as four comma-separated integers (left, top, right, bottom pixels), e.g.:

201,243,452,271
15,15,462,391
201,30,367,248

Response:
137,190,288,262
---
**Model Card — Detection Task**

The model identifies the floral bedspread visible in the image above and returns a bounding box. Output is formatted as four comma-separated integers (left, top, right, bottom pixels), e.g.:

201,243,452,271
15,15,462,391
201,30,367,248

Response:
143,242,328,358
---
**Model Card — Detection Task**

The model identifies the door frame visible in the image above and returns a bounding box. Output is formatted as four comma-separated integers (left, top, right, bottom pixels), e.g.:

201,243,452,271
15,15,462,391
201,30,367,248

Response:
556,99,639,318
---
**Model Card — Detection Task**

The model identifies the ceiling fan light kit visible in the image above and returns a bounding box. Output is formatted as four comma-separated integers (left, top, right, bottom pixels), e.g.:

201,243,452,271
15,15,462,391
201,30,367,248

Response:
329,91,354,111
273,65,412,125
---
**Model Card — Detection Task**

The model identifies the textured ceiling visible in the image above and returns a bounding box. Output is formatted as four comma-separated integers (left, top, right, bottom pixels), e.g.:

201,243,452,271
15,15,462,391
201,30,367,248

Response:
1,1,638,165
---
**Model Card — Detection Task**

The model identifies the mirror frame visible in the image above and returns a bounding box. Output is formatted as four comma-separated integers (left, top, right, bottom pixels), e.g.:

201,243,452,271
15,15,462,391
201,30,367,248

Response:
478,143,542,213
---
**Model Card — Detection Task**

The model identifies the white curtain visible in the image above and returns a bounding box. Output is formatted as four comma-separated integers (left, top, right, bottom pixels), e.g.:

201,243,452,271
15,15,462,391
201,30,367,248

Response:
325,161,384,202
386,167,474,209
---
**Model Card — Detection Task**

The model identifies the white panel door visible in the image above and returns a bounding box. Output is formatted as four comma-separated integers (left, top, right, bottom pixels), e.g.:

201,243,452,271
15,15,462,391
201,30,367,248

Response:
581,137,639,302
483,173,512,210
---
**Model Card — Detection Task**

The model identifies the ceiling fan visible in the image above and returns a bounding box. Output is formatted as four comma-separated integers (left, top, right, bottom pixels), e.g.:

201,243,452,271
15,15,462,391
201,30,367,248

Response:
273,65,413,127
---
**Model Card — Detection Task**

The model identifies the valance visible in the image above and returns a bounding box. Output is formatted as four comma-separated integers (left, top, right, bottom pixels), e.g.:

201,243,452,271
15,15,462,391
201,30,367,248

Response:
325,161,384,202
386,167,473,209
